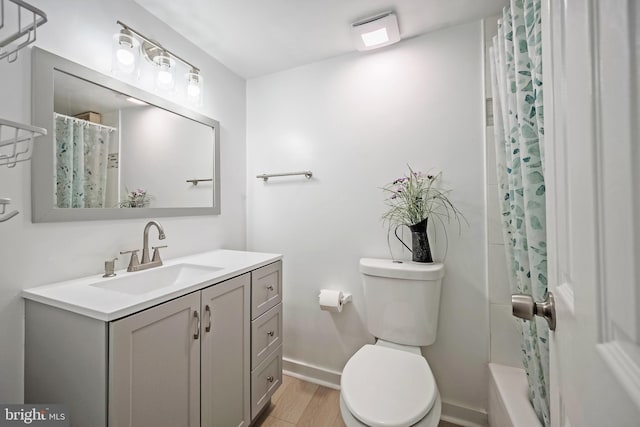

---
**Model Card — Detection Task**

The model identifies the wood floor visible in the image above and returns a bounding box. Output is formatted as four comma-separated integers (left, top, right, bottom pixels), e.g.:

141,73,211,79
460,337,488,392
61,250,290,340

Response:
253,375,460,427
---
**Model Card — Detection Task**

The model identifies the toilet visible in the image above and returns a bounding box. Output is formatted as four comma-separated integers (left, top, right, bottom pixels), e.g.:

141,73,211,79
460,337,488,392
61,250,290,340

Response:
339,258,445,427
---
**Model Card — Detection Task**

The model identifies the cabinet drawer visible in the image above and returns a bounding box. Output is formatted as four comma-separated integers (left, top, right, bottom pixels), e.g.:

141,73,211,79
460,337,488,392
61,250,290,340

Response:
251,345,282,419
251,261,282,319
251,303,282,369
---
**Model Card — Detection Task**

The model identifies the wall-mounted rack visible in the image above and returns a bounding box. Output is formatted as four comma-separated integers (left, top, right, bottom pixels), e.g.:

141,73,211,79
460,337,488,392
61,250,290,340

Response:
0,0,48,63
0,117,46,168
256,171,313,182
186,178,212,186
0,0,48,223
0,118,47,223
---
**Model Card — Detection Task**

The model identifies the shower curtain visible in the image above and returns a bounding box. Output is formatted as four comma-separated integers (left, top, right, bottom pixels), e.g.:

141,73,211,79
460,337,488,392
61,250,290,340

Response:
55,115,111,208
489,0,550,426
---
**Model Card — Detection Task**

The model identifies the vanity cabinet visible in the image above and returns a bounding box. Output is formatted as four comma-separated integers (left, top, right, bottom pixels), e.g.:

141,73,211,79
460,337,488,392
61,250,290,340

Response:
109,292,202,427
200,274,250,427
250,261,283,419
24,259,281,427
109,273,250,427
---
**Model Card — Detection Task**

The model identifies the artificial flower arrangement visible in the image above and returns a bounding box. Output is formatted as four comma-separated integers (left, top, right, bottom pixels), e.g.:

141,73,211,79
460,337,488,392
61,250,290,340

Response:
119,188,152,208
381,165,465,262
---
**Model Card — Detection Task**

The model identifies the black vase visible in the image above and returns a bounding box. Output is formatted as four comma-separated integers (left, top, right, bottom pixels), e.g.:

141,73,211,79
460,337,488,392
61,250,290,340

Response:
408,218,433,263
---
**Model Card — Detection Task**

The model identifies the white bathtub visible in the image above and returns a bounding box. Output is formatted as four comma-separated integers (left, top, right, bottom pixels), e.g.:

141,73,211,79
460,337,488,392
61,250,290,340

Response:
488,363,542,427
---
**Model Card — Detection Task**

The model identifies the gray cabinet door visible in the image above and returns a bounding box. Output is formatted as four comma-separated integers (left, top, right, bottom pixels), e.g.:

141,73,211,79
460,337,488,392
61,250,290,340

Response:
109,292,201,427
201,273,251,427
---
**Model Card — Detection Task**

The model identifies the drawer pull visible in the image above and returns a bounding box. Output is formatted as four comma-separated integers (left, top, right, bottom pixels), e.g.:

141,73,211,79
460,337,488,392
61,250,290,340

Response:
193,311,200,340
266,285,274,291
267,375,275,383
267,330,275,337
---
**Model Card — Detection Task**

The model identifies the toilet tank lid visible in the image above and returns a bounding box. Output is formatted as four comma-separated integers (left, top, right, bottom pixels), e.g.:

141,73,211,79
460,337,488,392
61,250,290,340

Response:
360,258,444,280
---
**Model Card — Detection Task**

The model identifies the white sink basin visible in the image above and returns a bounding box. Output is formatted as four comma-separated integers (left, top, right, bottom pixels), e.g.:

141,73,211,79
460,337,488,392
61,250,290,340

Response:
90,263,223,295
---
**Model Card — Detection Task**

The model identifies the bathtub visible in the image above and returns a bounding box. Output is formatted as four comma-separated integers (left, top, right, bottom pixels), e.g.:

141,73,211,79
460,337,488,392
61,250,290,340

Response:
488,363,542,427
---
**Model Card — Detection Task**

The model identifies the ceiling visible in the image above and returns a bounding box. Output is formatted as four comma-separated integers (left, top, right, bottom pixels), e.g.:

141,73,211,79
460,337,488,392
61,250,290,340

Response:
133,0,506,79
54,70,138,116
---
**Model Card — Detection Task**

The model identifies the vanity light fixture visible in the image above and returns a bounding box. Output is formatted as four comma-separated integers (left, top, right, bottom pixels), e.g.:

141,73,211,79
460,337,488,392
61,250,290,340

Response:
147,47,175,90
112,27,139,74
351,12,401,51
113,21,202,100
186,68,202,102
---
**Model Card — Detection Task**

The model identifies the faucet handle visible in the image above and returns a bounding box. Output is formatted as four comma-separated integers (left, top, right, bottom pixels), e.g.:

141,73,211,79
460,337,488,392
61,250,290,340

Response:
103,257,118,278
152,245,167,263
119,249,140,272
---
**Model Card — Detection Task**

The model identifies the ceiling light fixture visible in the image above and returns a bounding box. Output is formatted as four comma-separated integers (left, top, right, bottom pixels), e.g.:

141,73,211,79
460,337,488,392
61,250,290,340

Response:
113,21,202,100
126,97,148,106
351,12,401,51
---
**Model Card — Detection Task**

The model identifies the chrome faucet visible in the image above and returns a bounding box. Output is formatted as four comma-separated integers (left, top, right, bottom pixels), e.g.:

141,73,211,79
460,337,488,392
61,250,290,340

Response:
142,220,165,264
120,220,167,272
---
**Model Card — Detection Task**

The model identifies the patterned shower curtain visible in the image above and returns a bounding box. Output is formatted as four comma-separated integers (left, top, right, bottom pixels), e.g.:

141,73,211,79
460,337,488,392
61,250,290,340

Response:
489,0,550,425
55,115,111,208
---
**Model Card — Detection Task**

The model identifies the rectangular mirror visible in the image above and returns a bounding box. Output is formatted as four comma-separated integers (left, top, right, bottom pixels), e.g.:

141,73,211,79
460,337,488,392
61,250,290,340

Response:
31,47,220,222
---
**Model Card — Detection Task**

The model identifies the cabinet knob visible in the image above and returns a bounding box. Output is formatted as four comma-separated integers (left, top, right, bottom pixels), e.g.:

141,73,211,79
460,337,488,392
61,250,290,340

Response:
267,375,274,383
267,330,275,337
266,285,274,291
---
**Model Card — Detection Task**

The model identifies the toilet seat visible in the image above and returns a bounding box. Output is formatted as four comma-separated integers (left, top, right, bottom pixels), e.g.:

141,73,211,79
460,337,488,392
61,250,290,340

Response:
341,344,437,427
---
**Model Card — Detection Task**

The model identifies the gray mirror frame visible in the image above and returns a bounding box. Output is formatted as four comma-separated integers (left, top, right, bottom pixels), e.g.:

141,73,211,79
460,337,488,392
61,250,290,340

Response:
31,47,221,222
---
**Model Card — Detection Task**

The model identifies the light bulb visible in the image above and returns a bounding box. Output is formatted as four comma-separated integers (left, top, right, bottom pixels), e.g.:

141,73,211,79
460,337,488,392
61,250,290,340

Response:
157,69,173,85
116,47,135,66
186,69,201,100
187,83,201,98
112,29,138,74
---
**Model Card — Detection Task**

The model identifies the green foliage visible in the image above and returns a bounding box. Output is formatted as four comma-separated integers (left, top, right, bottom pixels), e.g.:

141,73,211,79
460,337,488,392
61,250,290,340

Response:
381,165,466,233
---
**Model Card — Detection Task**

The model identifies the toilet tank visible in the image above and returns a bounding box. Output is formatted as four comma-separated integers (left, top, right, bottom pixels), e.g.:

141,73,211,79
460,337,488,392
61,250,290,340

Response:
360,258,444,346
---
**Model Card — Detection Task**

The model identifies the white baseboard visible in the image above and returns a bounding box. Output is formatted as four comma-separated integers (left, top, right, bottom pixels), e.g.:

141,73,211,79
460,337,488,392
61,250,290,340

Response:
282,357,341,390
441,400,489,427
283,357,488,426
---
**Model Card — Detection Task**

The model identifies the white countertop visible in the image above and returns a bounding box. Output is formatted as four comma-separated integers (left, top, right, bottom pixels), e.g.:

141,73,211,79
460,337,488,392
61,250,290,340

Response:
22,249,282,321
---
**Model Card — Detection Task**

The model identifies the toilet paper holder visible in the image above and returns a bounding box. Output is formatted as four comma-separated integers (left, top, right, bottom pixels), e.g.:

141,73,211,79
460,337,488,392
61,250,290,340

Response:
318,289,353,312
340,293,353,304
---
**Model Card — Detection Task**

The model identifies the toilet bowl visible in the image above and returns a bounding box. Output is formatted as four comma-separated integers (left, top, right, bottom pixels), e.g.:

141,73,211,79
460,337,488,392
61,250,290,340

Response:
339,259,445,427
339,341,441,427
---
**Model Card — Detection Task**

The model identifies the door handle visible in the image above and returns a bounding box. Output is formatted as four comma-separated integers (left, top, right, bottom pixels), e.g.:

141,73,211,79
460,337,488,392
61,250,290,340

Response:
512,292,556,331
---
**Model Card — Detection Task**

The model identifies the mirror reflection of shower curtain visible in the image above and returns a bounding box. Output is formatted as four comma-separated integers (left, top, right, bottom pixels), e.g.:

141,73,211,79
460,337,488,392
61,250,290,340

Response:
55,115,111,208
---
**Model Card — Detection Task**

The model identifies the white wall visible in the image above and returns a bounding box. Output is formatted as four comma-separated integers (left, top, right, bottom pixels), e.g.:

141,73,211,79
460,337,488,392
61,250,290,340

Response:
120,106,214,207
0,0,246,402
247,21,489,418
483,16,523,370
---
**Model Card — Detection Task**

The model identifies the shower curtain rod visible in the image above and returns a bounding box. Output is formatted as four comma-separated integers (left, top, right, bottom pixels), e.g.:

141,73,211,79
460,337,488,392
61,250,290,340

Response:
54,113,117,132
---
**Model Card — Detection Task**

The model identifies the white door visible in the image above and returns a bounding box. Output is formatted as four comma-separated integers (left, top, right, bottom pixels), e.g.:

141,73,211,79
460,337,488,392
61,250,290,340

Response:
543,0,640,425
